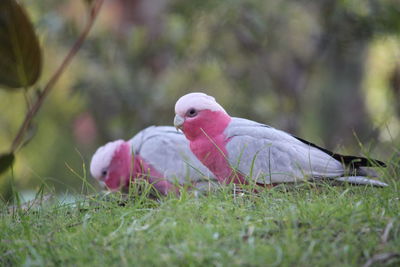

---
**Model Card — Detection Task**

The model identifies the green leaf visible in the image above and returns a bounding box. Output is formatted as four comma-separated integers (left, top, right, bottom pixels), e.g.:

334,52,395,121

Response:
0,153,15,175
0,0,42,89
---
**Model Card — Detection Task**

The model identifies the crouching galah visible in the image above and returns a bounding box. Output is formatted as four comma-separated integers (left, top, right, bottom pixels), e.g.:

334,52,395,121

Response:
173,92,388,187
90,126,216,195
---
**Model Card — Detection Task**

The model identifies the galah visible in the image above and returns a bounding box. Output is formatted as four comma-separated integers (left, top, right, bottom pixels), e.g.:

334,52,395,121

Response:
90,126,216,195
173,92,388,187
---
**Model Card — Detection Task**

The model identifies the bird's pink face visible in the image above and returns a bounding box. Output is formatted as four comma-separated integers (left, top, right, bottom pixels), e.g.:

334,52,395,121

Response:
90,141,132,191
104,142,132,190
176,109,228,140
174,92,231,140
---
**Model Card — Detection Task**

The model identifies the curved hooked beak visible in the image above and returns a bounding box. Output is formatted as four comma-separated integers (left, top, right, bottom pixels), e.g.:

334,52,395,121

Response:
174,114,185,131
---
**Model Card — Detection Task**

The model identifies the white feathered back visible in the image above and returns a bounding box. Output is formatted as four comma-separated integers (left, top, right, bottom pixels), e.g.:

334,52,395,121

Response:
130,126,215,184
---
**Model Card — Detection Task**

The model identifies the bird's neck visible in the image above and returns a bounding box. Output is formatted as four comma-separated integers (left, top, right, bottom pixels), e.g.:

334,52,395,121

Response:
107,143,178,195
106,142,132,190
132,154,178,195
185,110,240,184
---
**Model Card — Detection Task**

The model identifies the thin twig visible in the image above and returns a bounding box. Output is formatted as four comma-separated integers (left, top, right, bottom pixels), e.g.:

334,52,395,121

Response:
10,0,104,152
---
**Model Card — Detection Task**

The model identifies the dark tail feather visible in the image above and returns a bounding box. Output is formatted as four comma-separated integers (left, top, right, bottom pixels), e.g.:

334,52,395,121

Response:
335,155,386,168
293,135,386,168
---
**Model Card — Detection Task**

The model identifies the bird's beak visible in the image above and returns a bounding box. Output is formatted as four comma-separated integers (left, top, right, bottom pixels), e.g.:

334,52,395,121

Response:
98,181,107,190
174,114,185,131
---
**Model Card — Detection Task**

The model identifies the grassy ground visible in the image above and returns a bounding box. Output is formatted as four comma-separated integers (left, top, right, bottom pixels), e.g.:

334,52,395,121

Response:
1,171,400,266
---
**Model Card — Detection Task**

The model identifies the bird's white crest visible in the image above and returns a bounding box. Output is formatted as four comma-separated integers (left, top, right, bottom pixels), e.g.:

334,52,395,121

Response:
175,92,227,116
90,139,125,180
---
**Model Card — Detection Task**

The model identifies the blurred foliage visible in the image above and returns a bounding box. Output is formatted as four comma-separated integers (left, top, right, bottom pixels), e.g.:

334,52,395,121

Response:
0,0,42,89
0,0,399,195
0,153,14,175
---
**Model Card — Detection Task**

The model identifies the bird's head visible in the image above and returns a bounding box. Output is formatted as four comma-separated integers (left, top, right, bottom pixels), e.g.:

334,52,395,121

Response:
174,92,230,140
90,140,132,191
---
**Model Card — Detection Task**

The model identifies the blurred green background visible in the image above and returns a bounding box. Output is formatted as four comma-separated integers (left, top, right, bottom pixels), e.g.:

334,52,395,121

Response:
1,0,399,196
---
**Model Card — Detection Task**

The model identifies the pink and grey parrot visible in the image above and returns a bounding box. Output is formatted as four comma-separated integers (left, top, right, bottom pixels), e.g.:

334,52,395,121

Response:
90,126,216,195
173,92,388,187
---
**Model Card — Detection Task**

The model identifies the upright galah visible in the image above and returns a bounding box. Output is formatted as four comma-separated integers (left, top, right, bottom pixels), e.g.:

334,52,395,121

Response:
173,92,388,187
90,126,216,195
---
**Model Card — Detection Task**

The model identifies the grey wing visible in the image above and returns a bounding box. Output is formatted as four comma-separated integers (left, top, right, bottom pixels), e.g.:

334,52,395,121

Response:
130,126,215,185
225,118,345,184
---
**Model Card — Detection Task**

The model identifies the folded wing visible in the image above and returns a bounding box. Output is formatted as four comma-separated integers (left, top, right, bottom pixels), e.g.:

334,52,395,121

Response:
224,118,383,184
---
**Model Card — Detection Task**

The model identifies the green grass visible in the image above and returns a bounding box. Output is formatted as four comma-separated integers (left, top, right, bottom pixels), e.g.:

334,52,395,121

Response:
1,173,400,266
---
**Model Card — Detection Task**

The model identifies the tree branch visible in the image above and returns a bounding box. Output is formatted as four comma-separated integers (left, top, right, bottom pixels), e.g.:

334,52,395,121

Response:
10,0,104,152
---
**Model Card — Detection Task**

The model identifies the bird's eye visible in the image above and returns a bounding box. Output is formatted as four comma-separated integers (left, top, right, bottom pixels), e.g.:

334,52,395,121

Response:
102,170,108,176
187,108,198,117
